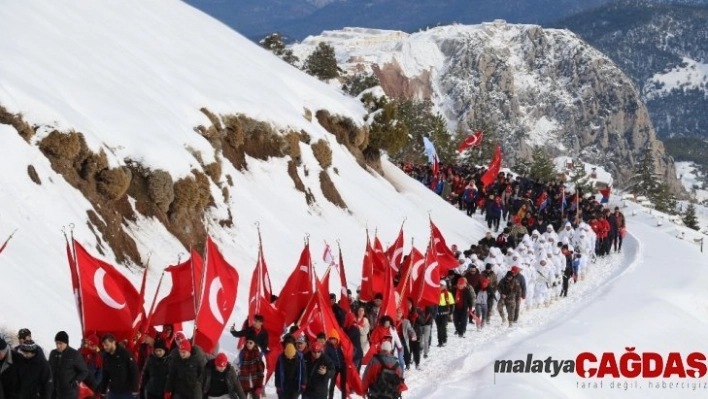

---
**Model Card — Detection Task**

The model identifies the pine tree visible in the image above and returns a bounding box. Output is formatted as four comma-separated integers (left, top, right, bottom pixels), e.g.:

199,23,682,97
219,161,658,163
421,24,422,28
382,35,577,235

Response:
529,146,556,183
683,202,700,230
628,148,660,197
391,99,453,163
569,158,592,192
303,42,339,81
260,32,299,66
367,99,408,155
342,72,379,97
653,182,678,214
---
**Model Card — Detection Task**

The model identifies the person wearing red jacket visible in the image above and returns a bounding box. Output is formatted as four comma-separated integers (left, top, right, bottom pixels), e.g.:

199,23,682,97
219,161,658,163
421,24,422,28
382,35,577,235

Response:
362,342,405,399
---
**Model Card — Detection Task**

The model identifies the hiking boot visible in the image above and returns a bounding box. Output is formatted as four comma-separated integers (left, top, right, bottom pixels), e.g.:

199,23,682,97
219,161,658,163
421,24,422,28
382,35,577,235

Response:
437,343,443,348
416,364,421,370
508,320,513,327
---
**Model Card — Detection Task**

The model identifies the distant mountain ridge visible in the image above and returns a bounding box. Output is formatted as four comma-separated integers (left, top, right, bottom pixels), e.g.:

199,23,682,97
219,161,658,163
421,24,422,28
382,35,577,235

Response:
184,0,615,40
553,0,708,140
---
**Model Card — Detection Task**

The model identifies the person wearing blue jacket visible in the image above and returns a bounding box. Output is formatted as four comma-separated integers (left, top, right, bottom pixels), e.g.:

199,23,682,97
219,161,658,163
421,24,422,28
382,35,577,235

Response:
275,343,307,399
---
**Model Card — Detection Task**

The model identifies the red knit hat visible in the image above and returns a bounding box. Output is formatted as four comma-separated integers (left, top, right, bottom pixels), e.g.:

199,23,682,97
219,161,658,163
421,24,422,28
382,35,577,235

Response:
511,266,520,274
215,353,228,367
178,339,191,352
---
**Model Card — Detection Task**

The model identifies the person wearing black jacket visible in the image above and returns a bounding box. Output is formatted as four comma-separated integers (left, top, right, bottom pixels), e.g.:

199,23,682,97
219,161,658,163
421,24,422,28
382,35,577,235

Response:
303,342,334,399
48,331,88,399
1,338,20,399
17,340,52,399
165,340,205,399
230,315,269,355
202,353,245,399
96,334,139,399
450,279,475,338
342,313,362,370
560,245,574,297
140,339,169,399
275,343,307,399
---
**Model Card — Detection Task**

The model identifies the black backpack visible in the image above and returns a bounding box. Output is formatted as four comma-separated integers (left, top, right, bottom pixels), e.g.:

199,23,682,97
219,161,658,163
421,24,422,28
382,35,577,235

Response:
369,355,402,398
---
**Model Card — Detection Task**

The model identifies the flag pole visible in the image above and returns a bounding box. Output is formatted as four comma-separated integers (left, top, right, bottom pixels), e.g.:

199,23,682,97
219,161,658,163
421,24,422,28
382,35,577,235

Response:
63,224,85,336
0,228,18,254
144,266,167,332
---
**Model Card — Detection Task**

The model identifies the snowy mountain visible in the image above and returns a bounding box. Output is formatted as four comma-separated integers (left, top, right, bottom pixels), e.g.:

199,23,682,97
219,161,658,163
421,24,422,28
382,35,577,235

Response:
0,0,482,355
290,24,682,193
554,0,708,141
185,0,615,41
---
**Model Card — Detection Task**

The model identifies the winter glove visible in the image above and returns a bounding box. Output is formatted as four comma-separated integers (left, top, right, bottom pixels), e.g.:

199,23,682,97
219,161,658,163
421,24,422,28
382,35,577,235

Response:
301,384,307,392
164,393,172,399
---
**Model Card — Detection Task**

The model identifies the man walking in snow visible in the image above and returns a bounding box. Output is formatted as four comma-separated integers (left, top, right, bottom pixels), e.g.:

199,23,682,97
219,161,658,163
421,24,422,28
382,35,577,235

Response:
497,272,521,327
48,331,88,399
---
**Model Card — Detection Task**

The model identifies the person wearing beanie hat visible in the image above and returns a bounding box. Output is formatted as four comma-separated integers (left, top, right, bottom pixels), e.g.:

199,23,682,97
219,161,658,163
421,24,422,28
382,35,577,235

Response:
49,330,89,399
325,327,347,399
510,265,527,324
16,339,53,399
96,334,140,397
275,342,307,398
362,340,403,399
202,353,246,399
79,334,103,392
295,334,309,356
165,337,205,399
451,275,474,338
141,338,170,399
303,339,334,399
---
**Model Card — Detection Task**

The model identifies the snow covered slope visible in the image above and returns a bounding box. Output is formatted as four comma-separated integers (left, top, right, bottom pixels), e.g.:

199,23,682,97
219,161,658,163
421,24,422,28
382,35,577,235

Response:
0,0,483,350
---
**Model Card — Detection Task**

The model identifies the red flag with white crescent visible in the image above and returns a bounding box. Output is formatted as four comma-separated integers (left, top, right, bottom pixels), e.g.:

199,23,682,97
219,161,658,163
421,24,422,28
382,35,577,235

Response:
412,242,441,307
385,228,404,273
72,240,141,336
151,250,203,325
457,130,484,153
429,220,459,272
194,236,239,354
275,243,314,326
480,144,502,189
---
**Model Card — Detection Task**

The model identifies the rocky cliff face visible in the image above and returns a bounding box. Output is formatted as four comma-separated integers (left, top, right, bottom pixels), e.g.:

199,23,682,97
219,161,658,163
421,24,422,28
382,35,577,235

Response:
291,24,683,193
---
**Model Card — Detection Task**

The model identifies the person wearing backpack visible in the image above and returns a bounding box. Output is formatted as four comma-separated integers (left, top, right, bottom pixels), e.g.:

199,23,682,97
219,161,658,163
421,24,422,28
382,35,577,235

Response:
362,342,404,399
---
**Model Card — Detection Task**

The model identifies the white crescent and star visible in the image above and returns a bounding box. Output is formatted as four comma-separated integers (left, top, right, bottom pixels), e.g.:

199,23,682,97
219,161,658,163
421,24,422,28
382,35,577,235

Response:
424,261,439,287
94,269,126,310
389,248,403,272
208,277,225,324
411,257,425,281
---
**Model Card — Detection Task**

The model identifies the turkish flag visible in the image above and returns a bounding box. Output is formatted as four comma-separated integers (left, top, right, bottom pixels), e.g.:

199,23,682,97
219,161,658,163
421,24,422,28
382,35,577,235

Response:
275,243,314,326
385,228,404,273
373,236,388,272
194,236,239,354
359,238,384,303
429,220,459,272
150,250,203,325
247,243,284,376
379,261,398,323
396,247,424,317
336,249,350,312
295,279,364,396
457,130,484,153
412,245,441,307
72,240,141,335
480,144,502,189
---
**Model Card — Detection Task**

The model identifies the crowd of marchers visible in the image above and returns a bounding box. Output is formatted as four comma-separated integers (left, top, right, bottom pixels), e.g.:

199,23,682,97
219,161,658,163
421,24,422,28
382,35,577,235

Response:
0,162,626,399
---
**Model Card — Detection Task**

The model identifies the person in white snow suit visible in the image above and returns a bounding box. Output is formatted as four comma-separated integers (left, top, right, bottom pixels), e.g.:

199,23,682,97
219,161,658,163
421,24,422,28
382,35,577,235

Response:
533,256,554,307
